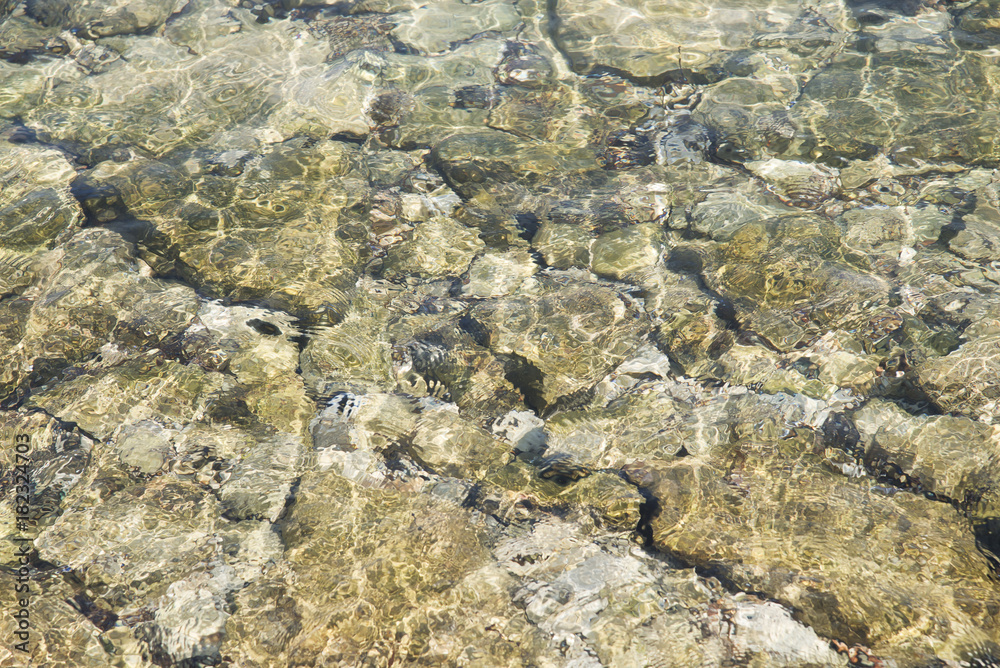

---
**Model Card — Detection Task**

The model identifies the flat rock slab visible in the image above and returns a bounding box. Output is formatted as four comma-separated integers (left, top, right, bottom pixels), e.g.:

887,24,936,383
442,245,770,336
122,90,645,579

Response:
645,441,1000,666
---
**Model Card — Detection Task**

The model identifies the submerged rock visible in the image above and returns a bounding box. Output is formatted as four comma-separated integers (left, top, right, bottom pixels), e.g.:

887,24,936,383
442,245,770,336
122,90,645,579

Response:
496,516,844,667
0,0,15,22
26,0,188,38
391,0,520,54
0,143,82,251
645,440,1000,665
0,228,200,403
470,275,651,412
915,320,1000,420
23,12,342,156
382,216,484,280
746,158,842,210
853,399,1000,501
553,0,845,79
0,570,128,666
7,1,1000,665
791,49,1000,166
74,139,370,321
227,468,548,666
0,411,89,548
35,478,227,605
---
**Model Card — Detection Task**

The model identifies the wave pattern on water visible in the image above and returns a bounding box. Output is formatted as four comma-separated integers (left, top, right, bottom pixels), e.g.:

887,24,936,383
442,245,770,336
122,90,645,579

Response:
3,0,1000,666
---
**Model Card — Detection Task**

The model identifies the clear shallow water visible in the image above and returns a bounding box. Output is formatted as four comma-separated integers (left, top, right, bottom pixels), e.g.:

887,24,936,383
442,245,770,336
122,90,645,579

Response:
2,0,1000,666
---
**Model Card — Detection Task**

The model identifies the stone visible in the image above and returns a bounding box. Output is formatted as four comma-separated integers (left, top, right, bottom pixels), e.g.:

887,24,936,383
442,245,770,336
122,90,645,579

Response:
0,143,82,251
915,323,1000,420
0,411,89,549
226,468,547,666
34,479,227,606
462,248,538,298
74,140,369,321
646,441,1000,665
553,0,846,78
853,399,1000,501
382,216,485,280
391,0,520,54
590,222,665,282
470,276,650,411
0,228,200,403
25,0,188,38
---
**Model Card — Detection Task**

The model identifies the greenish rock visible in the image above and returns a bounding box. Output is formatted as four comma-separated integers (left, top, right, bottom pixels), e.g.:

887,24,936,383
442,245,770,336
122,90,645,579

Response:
76,140,369,321
547,379,852,468
389,318,527,422
487,79,652,147
407,407,512,479
841,206,915,257
115,421,173,474
853,399,1000,501
227,469,549,666
0,411,88,549
391,0,520,54
691,74,801,160
546,384,713,465
713,338,878,401
34,478,226,605
590,222,665,281
23,295,312,524
0,571,130,667
431,130,601,211
949,215,1000,262
373,40,506,149
745,158,841,210
645,442,1000,665
0,143,82,251
25,0,188,37
487,459,644,531
0,54,86,119
161,0,241,53
269,49,383,140
470,276,650,410
217,432,301,522
687,188,777,241
180,301,312,438
0,0,15,22
553,0,845,78
24,14,337,156
382,216,485,280
699,219,892,352
531,220,592,269
25,359,232,441
337,392,513,480
950,174,1000,261
462,248,538,298
0,9,69,63
299,303,395,397
915,321,1000,420
0,228,200,402
791,50,1000,165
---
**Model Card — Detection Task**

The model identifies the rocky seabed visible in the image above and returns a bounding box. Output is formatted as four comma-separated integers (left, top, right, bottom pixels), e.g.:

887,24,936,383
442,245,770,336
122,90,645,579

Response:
3,0,1000,666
